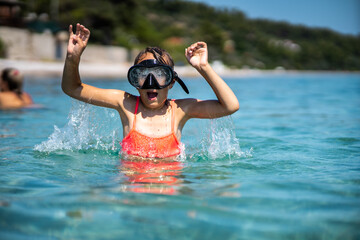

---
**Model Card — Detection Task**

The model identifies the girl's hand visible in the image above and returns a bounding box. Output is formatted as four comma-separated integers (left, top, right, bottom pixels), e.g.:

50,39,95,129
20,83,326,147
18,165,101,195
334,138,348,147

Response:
185,42,208,71
66,23,90,63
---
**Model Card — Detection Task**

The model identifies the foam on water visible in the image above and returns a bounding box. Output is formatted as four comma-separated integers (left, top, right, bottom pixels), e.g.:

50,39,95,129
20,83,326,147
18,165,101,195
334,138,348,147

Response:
34,100,121,152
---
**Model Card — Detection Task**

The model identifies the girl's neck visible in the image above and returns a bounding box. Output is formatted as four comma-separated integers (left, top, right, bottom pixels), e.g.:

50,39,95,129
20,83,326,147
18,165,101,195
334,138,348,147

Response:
139,99,170,117
136,100,173,137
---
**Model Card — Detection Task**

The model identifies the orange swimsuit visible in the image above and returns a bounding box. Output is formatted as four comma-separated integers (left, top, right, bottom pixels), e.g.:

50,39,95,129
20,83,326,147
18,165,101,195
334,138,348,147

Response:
121,97,181,158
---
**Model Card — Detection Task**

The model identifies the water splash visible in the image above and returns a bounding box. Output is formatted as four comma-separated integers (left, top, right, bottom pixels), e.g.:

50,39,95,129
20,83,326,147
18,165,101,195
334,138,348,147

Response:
34,100,250,159
200,116,252,160
34,101,121,152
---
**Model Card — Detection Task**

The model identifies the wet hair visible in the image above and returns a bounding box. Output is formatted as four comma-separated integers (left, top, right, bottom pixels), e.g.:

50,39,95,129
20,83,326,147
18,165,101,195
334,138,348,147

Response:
1,68,24,94
134,46,174,68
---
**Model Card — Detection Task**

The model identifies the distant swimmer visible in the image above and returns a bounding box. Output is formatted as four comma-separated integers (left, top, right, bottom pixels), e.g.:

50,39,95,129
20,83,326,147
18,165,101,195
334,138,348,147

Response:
62,23,239,159
0,68,33,110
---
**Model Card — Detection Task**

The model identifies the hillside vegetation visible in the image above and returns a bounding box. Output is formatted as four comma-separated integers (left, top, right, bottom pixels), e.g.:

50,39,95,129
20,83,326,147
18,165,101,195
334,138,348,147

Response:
22,0,360,70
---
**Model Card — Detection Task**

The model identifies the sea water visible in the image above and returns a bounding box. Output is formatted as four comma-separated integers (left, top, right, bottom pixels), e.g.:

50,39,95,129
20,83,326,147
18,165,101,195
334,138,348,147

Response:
0,73,359,239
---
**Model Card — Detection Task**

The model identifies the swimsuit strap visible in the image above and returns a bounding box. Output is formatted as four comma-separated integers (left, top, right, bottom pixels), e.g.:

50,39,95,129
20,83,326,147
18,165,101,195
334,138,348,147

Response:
133,96,140,129
170,100,175,133
134,96,140,114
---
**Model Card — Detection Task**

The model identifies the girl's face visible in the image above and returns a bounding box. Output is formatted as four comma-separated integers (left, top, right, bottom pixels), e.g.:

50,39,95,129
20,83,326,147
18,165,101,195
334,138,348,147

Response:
138,86,171,109
0,79,8,91
136,53,174,109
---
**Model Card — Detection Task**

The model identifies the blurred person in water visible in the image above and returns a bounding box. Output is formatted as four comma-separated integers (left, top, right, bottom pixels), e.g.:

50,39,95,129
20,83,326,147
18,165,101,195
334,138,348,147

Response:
0,68,33,109
62,23,239,159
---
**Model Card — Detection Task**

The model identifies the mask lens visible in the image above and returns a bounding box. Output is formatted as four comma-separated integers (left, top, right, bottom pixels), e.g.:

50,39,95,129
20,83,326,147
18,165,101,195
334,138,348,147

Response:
129,67,148,87
150,67,171,86
128,66,172,88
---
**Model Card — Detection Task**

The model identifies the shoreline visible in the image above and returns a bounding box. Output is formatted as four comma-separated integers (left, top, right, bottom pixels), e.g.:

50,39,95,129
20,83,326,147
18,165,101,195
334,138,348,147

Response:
1,58,359,79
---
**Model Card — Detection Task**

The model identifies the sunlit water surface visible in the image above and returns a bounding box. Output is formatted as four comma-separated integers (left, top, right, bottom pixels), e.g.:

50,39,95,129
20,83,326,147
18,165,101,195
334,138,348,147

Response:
1,73,359,239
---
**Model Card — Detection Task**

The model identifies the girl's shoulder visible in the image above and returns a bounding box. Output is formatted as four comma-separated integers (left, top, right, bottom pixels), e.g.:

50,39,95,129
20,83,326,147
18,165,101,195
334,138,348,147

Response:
20,92,33,105
171,98,200,116
172,98,199,107
0,92,24,108
121,92,138,111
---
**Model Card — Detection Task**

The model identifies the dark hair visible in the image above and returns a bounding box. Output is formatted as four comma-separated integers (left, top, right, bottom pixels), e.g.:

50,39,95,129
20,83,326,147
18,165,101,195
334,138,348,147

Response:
134,46,174,68
1,68,23,94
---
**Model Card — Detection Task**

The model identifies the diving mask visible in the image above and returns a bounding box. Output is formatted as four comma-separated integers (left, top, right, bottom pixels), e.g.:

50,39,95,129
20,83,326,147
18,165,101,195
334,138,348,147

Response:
127,59,189,94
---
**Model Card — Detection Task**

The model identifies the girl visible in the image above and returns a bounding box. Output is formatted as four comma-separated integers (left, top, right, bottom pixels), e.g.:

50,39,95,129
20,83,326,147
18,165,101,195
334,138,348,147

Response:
62,23,239,159
0,68,33,109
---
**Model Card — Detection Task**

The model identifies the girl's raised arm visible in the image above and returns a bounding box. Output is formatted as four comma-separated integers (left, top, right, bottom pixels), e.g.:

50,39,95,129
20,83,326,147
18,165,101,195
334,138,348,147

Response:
62,23,125,109
183,42,239,119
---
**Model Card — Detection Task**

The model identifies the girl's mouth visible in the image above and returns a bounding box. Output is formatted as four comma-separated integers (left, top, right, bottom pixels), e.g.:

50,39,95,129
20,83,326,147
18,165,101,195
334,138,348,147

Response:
147,92,158,100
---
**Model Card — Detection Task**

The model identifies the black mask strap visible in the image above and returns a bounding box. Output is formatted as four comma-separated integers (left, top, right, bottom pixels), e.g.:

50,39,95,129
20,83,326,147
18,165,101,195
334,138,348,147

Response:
174,72,189,94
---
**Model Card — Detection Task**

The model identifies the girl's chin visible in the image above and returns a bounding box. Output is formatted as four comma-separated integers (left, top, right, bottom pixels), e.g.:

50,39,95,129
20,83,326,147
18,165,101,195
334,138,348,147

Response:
143,98,167,109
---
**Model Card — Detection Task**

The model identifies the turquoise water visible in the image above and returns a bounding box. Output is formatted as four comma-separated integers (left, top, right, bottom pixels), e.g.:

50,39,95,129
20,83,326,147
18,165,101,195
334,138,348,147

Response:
1,73,359,239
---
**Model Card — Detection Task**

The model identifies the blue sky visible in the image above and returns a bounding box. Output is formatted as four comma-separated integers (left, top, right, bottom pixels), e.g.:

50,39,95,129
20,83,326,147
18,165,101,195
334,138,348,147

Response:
188,0,360,36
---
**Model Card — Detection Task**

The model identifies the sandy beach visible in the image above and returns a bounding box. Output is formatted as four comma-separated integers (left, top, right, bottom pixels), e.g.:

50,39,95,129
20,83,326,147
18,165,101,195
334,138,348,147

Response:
1,58,358,79
0,58,132,78
0,58,277,79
